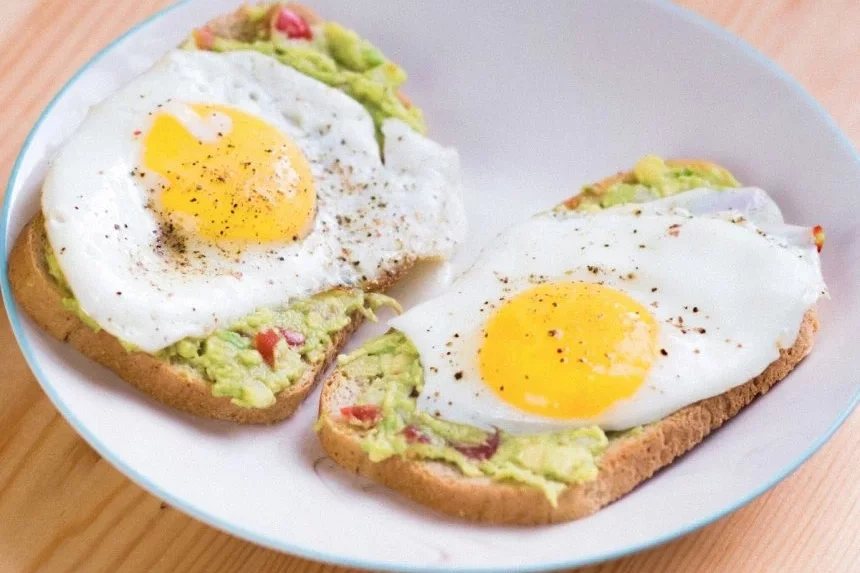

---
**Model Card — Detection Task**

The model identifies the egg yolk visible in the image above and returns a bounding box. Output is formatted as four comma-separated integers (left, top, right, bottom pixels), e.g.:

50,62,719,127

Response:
143,103,316,243
479,282,659,419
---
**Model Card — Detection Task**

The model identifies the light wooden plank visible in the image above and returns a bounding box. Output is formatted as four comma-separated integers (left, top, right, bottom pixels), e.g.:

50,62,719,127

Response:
0,1,856,572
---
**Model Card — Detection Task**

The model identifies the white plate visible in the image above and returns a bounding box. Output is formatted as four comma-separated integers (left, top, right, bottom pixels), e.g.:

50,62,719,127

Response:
2,0,858,571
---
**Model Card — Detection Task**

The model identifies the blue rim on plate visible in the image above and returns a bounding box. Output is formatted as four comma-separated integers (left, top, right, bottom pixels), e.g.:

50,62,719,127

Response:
2,1,858,571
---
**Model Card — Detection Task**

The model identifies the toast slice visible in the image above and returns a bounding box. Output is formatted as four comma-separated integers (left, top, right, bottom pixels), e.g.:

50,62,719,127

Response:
7,3,436,424
316,160,821,524
561,158,738,210
190,3,419,129
8,214,410,424
317,311,817,524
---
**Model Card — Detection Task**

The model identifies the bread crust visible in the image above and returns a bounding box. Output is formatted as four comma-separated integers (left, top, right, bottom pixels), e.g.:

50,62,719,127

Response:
562,159,727,210
318,310,818,525
202,3,415,111
316,160,821,524
205,3,321,41
8,214,408,424
6,2,426,424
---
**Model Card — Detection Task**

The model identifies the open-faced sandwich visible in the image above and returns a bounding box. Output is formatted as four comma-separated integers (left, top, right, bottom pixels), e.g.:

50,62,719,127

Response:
316,155,827,524
8,3,465,423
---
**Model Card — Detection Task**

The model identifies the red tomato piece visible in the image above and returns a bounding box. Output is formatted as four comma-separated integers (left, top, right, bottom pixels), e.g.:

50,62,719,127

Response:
254,329,281,368
452,429,501,461
193,26,215,50
401,425,431,444
279,328,305,347
273,7,312,39
340,404,382,426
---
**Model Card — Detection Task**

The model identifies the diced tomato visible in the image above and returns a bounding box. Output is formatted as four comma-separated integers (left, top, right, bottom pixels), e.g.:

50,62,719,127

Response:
562,195,583,211
453,429,501,461
273,6,312,39
813,225,825,253
279,328,305,347
340,404,382,427
401,425,431,444
254,329,281,368
193,26,215,50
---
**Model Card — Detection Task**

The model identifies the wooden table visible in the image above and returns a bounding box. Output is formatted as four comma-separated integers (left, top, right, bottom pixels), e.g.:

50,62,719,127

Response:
1,1,858,571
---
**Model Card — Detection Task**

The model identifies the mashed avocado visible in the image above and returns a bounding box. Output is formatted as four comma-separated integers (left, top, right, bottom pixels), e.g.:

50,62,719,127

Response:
324,157,736,502
45,246,397,409
329,332,614,505
184,5,425,139
574,155,740,210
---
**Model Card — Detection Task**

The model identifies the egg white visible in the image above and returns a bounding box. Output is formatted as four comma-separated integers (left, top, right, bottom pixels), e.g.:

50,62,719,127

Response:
389,189,827,433
43,49,466,352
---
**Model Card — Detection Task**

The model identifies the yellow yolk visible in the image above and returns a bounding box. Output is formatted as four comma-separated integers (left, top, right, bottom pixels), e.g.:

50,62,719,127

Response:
479,282,659,419
143,103,316,243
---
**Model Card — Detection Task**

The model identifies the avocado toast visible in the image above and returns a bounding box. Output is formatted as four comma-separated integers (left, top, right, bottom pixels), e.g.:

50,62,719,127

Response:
10,214,405,423
316,157,824,524
7,3,462,424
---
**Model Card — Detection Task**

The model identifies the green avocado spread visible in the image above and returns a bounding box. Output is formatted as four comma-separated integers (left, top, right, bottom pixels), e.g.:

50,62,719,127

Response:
323,156,740,502
45,246,398,409
183,4,425,139
327,332,620,505
575,154,740,210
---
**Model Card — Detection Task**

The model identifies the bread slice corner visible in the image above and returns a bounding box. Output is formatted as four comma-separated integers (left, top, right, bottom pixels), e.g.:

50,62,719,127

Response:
316,309,818,524
7,213,407,424
6,3,428,424
315,159,820,524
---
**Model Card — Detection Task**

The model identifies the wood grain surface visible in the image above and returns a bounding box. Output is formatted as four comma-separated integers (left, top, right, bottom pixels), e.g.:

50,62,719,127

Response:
1,1,858,572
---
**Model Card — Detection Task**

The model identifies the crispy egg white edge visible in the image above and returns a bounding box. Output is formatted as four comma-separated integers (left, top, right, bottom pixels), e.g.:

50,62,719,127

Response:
390,191,826,433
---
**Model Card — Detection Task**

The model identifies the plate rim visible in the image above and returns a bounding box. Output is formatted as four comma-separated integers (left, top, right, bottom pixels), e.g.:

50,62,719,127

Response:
1,0,858,571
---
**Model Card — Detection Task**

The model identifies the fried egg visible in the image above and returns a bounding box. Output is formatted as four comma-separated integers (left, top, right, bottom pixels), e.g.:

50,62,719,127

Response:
43,49,465,352
389,189,827,432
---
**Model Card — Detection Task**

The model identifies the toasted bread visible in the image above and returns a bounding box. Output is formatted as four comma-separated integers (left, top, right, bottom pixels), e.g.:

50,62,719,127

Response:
316,161,821,524
205,3,322,40
6,3,428,423
198,3,415,110
561,159,735,210
8,214,411,423
317,310,816,524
